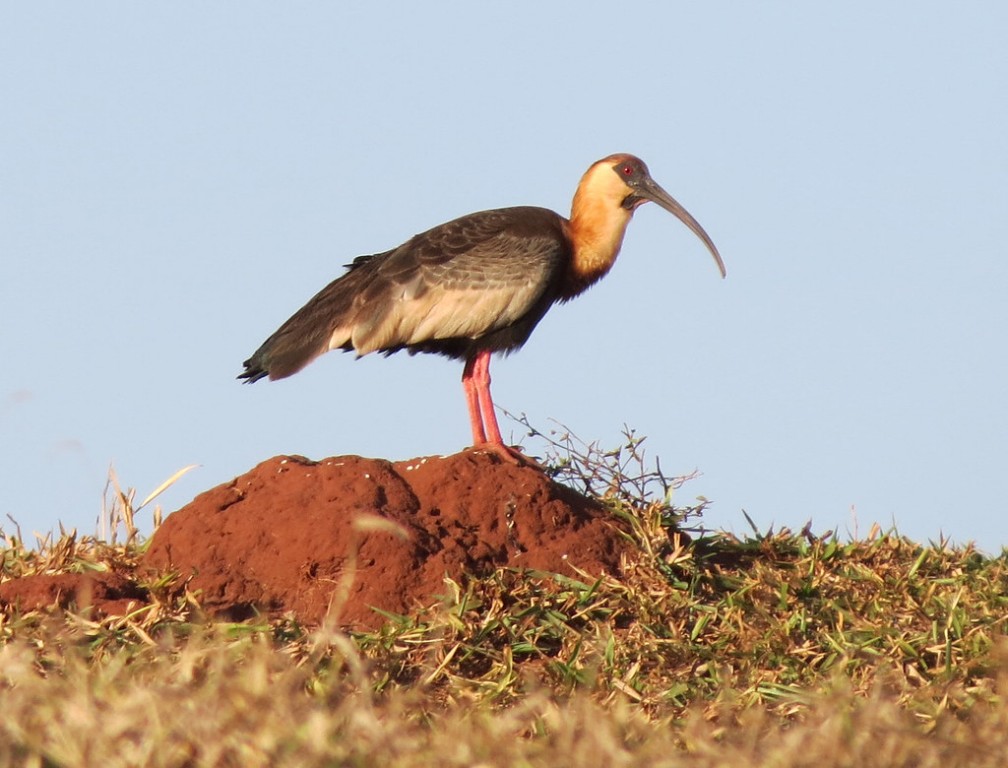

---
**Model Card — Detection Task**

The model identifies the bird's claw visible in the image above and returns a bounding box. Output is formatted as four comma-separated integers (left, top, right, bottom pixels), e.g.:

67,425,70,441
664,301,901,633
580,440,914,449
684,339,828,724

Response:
468,443,546,472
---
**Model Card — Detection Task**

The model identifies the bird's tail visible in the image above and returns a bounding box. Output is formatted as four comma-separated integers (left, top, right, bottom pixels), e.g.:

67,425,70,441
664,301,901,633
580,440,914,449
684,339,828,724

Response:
238,262,377,383
237,363,270,383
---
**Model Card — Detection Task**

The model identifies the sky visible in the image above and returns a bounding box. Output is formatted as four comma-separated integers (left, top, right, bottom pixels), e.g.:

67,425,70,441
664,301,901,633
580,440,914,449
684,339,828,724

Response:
2,3,1006,551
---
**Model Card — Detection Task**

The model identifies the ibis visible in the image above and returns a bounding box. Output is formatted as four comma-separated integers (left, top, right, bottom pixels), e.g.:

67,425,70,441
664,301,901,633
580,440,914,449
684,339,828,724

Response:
239,154,725,461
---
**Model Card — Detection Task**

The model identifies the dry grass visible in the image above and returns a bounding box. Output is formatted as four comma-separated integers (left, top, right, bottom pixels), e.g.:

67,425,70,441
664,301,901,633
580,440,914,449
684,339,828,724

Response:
2,431,1007,767
2,626,1007,768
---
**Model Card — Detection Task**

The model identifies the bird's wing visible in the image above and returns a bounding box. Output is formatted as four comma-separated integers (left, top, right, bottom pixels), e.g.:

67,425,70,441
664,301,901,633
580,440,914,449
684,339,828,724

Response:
341,207,567,355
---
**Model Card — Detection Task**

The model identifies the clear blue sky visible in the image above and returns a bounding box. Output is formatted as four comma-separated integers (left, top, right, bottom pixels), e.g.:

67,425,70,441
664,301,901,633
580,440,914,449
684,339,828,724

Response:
2,4,1006,550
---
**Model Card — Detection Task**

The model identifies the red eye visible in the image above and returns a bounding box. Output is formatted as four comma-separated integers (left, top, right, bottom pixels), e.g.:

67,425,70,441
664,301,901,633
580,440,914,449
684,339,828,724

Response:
623,165,633,175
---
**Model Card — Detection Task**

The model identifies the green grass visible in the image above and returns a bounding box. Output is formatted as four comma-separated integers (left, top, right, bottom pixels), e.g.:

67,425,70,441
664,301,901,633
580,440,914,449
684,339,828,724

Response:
2,430,1007,767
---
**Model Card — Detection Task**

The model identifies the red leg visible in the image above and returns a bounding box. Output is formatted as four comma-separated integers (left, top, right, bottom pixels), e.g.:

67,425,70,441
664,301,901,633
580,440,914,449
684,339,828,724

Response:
472,349,504,446
462,354,487,444
461,351,540,468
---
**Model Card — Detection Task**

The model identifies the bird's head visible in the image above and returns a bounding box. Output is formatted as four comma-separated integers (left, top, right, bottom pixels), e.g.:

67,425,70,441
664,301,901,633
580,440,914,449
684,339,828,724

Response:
577,153,726,278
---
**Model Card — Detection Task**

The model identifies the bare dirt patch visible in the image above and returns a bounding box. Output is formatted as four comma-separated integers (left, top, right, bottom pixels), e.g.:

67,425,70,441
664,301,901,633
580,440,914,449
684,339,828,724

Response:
0,572,144,618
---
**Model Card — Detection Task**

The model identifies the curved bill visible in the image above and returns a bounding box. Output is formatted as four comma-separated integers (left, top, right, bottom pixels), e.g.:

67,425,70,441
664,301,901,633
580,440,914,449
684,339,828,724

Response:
640,176,726,278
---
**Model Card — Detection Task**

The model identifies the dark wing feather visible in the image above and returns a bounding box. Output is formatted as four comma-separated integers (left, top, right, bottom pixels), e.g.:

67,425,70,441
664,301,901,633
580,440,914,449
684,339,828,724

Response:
239,206,568,381
345,206,568,355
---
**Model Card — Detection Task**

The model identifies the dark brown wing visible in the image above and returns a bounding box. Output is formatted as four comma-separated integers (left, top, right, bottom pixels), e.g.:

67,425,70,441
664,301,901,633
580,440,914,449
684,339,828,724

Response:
345,207,568,355
239,206,569,381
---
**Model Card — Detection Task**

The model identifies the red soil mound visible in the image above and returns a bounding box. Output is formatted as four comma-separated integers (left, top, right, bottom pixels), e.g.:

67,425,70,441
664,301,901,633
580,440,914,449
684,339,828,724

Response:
0,451,630,628
141,451,628,628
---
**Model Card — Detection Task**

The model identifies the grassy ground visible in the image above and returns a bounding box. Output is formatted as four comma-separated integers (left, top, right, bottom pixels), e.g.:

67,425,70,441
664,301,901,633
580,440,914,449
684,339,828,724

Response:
2,431,1007,767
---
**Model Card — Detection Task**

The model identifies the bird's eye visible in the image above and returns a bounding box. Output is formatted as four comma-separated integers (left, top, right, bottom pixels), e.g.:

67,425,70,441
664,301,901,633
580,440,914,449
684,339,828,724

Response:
622,165,633,175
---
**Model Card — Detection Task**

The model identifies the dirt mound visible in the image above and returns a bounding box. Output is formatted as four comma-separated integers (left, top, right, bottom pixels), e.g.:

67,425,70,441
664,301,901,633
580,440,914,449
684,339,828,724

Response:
0,451,629,628
140,450,628,628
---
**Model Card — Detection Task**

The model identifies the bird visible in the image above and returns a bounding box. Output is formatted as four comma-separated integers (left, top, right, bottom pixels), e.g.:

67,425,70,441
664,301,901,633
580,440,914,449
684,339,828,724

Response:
239,153,725,463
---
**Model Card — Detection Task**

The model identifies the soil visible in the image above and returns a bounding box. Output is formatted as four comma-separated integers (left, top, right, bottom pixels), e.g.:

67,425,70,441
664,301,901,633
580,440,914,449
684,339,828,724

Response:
0,572,146,619
0,451,630,629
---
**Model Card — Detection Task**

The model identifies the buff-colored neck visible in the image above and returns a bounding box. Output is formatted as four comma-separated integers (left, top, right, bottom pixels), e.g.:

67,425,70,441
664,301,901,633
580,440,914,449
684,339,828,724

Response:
562,161,636,297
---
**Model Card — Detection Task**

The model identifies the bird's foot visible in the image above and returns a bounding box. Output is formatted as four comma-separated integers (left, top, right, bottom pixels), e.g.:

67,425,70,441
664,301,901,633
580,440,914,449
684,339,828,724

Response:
468,443,546,472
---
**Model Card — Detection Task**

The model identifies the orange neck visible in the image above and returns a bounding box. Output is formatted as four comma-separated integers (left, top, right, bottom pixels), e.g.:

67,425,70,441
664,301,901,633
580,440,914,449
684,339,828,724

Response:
563,190,634,298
